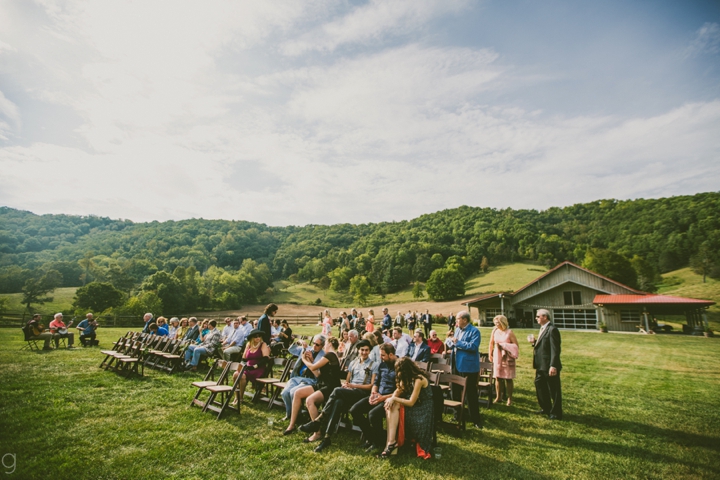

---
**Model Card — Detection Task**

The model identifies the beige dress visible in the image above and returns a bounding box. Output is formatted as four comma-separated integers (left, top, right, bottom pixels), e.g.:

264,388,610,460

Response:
492,328,516,379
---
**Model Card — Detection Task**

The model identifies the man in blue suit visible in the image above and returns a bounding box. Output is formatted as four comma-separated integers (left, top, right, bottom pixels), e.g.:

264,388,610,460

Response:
453,310,483,429
406,330,431,363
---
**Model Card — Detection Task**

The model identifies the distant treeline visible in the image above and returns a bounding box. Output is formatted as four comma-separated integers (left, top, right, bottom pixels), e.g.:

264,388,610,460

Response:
1,192,718,312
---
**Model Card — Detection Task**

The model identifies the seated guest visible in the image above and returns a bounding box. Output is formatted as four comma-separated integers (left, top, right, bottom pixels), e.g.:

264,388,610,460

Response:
278,320,293,349
231,329,271,406
350,343,398,452
281,335,326,422
168,317,180,339
183,320,221,372
302,340,377,452
338,330,350,354
221,317,234,342
364,332,381,365
183,317,200,342
284,337,340,436
427,330,445,354
343,330,360,364
222,316,251,361
76,313,99,346
391,327,412,358
407,330,431,363
49,312,75,348
141,313,154,333
156,317,169,337
175,318,190,340
380,357,434,459
271,319,282,340
24,314,53,350
445,330,455,350
196,319,211,343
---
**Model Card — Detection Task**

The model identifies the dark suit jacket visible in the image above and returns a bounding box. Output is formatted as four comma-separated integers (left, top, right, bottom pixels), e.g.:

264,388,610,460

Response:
183,325,200,342
407,341,431,363
533,323,562,372
258,314,272,344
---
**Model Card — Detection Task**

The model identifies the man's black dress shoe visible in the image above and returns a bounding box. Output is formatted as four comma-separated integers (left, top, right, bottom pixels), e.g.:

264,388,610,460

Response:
300,420,320,433
314,437,331,453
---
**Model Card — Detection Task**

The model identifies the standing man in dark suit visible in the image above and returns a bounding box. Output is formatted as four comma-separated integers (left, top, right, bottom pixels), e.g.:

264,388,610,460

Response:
529,308,562,420
422,309,432,338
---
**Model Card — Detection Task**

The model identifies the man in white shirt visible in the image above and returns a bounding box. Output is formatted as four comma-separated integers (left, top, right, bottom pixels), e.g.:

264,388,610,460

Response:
221,317,235,341
391,327,412,358
223,316,251,360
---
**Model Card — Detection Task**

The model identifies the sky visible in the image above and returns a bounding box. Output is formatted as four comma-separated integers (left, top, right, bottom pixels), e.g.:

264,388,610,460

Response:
0,0,719,226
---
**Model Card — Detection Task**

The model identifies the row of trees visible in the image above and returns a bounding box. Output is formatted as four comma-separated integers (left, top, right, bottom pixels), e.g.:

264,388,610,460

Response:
2,192,719,309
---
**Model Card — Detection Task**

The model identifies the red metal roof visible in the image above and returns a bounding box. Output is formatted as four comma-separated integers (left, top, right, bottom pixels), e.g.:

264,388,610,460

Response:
512,261,646,296
593,294,715,306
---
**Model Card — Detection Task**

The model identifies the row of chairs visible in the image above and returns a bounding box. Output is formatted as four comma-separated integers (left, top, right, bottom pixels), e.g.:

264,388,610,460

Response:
98,331,191,377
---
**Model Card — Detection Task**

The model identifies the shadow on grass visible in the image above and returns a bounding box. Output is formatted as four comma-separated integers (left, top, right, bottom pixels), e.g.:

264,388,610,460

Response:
564,413,720,453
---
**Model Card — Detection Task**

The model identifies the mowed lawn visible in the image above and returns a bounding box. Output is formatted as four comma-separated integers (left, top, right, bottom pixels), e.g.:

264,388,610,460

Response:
1,327,719,480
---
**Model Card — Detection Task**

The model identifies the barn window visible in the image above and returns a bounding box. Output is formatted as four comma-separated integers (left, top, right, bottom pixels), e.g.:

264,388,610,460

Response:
621,310,641,323
563,291,582,305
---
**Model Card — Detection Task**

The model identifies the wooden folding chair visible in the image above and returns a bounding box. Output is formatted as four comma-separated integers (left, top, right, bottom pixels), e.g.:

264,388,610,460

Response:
144,337,172,369
417,361,430,372
253,357,289,404
478,361,495,409
190,360,232,410
203,363,246,420
430,353,444,364
159,340,190,374
267,358,298,410
430,363,452,375
117,341,148,377
438,373,467,430
101,335,139,370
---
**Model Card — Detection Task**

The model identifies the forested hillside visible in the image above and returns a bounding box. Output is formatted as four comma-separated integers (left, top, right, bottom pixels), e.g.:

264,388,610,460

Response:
1,192,718,314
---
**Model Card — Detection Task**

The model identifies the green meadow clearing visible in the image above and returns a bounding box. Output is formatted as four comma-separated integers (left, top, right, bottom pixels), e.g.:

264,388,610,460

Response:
1,326,719,479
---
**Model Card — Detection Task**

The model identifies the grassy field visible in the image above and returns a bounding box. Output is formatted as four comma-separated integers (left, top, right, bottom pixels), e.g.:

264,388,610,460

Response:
0,286,77,314
1,326,719,479
272,263,547,308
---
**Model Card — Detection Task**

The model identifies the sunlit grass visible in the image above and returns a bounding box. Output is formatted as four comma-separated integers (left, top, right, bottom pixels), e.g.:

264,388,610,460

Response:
1,327,719,479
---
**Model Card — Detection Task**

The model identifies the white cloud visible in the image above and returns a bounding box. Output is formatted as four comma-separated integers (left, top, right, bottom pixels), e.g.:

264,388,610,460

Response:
0,1,719,226
281,0,468,55
685,22,720,58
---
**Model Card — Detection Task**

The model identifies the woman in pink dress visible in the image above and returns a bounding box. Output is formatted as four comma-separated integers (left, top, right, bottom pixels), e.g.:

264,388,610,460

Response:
365,309,375,333
321,310,333,338
232,329,270,406
488,315,519,406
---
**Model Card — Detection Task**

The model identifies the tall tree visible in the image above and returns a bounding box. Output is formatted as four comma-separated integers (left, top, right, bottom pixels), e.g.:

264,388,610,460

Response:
73,282,125,313
582,249,638,288
349,275,371,306
21,269,62,311
426,268,465,301
412,281,424,300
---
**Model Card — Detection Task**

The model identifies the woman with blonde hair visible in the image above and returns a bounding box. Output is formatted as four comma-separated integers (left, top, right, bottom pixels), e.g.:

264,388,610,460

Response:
365,309,375,333
488,314,519,406
175,318,189,339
